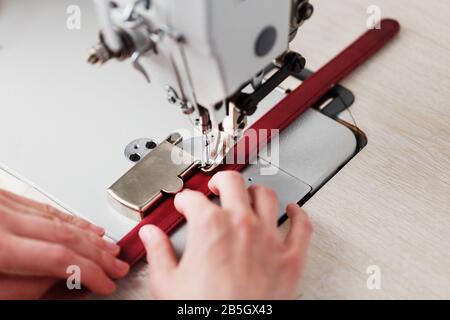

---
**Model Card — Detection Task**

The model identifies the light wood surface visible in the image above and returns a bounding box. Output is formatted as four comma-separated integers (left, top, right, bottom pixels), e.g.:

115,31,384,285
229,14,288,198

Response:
1,0,449,299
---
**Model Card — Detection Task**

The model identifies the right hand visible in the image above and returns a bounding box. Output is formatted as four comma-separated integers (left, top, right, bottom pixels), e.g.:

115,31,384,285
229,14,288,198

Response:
0,189,130,299
139,171,313,300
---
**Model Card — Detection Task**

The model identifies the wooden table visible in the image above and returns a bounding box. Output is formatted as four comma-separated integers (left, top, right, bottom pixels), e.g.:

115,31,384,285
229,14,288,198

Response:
1,0,449,299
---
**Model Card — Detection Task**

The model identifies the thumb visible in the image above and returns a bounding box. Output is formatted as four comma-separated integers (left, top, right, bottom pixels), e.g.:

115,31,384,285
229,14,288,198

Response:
139,225,178,276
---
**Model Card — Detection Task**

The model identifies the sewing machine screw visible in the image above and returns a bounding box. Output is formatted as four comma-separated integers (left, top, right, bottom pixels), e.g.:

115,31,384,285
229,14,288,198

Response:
129,153,141,162
166,86,195,115
146,141,157,149
167,132,183,145
296,1,314,23
88,42,112,65
166,86,179,104
88,31,136,65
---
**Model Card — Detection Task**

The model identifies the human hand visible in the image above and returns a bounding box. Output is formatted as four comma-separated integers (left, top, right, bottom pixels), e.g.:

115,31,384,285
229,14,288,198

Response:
139,171,313,300
0,189,129,299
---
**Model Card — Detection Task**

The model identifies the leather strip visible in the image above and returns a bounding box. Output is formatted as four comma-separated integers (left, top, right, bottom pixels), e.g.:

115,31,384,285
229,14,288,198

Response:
118,19,400,266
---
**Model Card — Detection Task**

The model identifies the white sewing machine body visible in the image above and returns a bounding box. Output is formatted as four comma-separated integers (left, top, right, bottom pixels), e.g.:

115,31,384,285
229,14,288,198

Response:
90,0,316,172
95,0,292,110
0,0,358,250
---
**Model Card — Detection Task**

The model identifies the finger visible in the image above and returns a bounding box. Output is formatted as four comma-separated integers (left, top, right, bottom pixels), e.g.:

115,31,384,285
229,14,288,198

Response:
1,204,119,255
0,190,105,235
139,225,177,299
248,184,279,227
285,204,313,253
208,171,252,215
174,189,220,224
0,234,117,296
0,275,55,300
2,210,127,279
0,190,104,236
139,225,177,288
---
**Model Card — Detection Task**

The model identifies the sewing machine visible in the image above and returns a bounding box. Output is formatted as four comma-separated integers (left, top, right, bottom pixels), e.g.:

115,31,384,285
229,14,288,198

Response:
0,0,360,249
88,0,313,170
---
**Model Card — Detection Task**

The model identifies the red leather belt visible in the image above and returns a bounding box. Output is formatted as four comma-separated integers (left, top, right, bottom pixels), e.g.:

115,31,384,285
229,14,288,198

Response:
118,19,400,266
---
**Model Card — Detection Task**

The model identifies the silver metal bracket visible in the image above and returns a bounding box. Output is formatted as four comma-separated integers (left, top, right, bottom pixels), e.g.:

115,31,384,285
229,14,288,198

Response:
108,133,200,221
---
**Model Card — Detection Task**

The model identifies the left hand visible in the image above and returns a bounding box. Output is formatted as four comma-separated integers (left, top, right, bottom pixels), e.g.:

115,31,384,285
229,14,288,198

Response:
0,189,129,299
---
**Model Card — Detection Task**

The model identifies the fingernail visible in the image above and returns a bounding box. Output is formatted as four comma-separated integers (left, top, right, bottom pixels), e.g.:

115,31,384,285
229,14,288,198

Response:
114,258,130,275
90,224,105,235
139,225,154,245
179,189,192,196
104,241,121,255
286,203,297,215
174,192,183,200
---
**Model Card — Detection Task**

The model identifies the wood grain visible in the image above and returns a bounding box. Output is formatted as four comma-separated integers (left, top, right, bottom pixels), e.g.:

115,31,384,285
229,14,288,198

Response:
1,0,449,299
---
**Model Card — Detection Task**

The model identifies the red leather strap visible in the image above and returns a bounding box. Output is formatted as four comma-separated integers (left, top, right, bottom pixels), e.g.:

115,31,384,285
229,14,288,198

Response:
118,19,400,266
